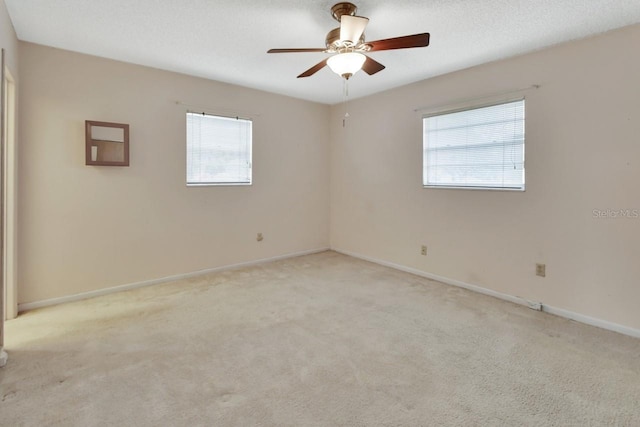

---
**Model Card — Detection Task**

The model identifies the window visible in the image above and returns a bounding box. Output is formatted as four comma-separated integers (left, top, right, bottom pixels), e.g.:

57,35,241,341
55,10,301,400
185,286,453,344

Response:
186,112,252,186
423,99,525,190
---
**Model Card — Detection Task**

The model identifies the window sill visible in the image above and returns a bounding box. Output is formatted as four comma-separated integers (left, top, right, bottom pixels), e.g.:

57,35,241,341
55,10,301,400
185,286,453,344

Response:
423,185,525,192
187,182,252,187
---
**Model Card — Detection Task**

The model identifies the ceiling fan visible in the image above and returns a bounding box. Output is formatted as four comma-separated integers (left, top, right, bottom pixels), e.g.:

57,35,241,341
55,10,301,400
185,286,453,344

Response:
267,2,430,80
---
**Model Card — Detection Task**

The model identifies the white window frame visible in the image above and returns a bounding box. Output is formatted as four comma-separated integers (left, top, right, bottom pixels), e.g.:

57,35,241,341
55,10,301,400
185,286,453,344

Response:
186,112,253,187
422,96,526,191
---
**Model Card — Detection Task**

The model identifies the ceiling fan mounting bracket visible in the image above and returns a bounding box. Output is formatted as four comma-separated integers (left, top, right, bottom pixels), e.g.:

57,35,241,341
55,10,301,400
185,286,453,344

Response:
331,2,358,22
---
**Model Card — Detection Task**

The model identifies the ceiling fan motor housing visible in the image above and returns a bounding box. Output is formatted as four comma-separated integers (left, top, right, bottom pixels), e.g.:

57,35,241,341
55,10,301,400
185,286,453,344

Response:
325,27,365,51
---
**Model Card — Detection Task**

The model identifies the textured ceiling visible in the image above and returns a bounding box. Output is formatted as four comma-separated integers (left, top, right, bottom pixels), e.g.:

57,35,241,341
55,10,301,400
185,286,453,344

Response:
5,0,640,104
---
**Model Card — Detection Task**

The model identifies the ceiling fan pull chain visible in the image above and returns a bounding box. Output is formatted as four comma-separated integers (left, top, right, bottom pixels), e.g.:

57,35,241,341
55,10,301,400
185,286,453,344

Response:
343,79,350,127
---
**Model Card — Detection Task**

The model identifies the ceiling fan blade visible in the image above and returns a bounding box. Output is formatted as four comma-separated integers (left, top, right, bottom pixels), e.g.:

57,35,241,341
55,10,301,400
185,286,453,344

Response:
367,33,430,51
297,59,329,78
268,48,326,53
361,56,385,75
340,15,369,44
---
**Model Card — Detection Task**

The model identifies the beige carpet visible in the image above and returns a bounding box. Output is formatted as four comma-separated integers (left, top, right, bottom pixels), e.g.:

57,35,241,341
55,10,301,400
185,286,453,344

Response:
1,251,639,426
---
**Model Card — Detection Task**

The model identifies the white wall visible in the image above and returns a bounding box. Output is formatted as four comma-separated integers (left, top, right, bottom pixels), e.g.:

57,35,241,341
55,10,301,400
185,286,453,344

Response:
330,24,640,330
18,42,329,304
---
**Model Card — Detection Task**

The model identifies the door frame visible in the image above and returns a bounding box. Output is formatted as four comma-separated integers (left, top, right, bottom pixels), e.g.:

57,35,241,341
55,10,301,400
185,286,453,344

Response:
0,47,6,366
3,57,17,321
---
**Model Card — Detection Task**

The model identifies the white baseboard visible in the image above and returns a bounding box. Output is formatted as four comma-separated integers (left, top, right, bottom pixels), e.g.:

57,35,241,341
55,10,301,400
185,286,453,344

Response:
18,246,640,339
333,248,640,339
542,304,640,339
18,247,330,313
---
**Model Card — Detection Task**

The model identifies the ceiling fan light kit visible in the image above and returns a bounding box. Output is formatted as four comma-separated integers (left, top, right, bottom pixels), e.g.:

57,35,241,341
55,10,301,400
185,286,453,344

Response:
267,2,430,80
327,52,366,80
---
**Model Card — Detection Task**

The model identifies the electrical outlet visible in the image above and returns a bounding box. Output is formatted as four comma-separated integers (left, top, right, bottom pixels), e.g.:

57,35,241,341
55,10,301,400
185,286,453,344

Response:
257,233,263,242
421,245,427,256
536,263,546,277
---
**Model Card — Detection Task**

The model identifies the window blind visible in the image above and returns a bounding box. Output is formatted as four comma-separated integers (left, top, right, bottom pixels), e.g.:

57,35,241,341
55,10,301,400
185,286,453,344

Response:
186,112,252,185
423,99,525,190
